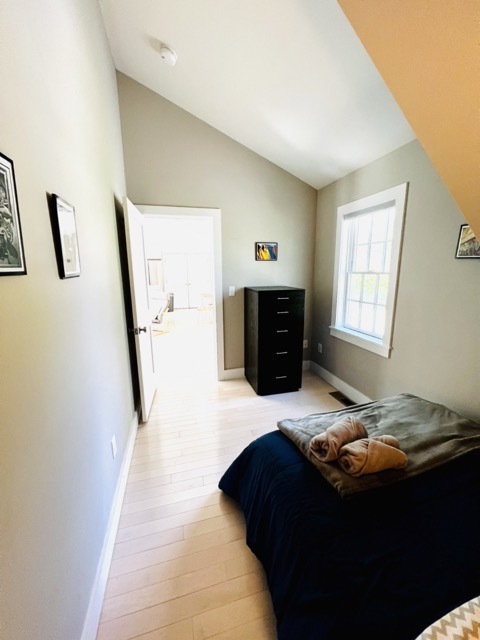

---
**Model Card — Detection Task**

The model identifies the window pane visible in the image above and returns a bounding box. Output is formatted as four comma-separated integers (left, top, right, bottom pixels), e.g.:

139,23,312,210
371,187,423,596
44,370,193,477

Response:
378,275,389,305
353,244,369,271
371,211,389,242
374,305,386,336
357,214,372,244
386,208,395,240
345,300,360,328
360,303,374,333
362,274,377,303
384,242,392,268
369,242,385,272
347,273,362,301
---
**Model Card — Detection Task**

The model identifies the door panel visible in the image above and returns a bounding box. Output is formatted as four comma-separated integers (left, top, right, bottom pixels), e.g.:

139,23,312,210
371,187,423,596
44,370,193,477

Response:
124,198,157,422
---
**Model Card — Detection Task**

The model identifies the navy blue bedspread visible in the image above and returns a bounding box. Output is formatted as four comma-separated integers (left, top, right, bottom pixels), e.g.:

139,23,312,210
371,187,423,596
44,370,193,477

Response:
218,430,480,640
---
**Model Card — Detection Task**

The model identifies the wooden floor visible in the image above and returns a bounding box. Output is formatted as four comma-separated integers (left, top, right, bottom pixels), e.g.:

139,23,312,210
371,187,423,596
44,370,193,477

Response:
96,309,343,640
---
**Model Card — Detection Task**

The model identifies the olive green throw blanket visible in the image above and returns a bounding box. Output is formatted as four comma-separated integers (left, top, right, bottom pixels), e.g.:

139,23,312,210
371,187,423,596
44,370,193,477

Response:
277,393,480,498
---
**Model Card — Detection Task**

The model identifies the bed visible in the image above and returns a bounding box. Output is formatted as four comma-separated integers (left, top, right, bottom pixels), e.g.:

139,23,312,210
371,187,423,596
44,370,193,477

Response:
218,393,480,640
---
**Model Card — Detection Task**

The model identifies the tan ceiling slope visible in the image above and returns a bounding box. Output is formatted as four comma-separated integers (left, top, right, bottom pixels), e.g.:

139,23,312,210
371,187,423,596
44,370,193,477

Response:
338,0,480,238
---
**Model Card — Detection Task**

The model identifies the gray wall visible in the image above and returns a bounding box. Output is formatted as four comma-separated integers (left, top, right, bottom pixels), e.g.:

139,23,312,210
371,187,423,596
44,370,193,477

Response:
117,73,317,369
313,140,480,419
0,1,134,639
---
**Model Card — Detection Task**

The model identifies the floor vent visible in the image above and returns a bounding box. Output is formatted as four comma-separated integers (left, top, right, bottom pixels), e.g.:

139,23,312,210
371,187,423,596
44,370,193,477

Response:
329,391,355,407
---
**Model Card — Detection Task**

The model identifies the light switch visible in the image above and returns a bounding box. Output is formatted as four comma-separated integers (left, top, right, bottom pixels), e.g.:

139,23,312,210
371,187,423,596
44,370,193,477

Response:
229,286,236,297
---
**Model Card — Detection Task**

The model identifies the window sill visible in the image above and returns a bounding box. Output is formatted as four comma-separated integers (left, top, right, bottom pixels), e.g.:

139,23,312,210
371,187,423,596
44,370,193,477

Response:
330,326,391,358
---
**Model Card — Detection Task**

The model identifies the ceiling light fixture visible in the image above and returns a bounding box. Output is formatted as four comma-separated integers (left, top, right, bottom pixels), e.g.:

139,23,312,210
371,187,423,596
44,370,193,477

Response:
159,42,177,67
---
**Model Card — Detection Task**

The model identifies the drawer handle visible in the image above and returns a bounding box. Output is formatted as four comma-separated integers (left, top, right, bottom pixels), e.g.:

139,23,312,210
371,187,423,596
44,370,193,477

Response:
276,351,288,355
276,329,289,333
276,375,288,379
277,311,289,314
277,296,289,300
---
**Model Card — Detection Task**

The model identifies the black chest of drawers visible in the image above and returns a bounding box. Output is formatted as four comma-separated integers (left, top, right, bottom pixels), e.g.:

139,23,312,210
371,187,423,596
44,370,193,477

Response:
244,286,305,395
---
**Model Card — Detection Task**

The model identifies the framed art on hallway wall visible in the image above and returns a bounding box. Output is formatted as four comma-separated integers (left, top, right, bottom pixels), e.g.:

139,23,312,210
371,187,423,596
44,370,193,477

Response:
49,193,81,278
0,151,27,276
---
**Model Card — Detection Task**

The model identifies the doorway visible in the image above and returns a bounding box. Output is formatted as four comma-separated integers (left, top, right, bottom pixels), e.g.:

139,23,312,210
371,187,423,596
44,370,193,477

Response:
137,205,224,384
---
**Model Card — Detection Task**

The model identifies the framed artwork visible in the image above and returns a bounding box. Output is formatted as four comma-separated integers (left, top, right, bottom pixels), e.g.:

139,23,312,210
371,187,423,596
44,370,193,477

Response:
0,152,27,276
255,242,278,261
455,224,480,259
49,194,81,278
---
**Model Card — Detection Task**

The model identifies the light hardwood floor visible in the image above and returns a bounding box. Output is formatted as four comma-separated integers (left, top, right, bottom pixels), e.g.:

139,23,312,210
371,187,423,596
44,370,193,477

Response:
96,309,344,640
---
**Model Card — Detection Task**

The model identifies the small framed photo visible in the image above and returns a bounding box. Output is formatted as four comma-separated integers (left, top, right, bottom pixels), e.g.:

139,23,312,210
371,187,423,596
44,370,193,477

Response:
0,151,27,276
49,194,81,278
455,224,480,259
255,242,278,261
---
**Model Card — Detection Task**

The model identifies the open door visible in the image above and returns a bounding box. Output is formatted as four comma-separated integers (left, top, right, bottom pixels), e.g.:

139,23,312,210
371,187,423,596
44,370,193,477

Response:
123,197,156,422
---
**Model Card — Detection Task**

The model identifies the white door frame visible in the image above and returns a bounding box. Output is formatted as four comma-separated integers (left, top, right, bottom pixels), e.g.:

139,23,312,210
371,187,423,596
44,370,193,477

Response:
137,204,226,381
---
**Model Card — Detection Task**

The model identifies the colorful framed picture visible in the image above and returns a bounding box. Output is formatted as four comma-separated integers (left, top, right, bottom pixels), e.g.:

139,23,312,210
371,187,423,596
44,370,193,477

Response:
255,242,278,261
49,194,81,278
0,152,27,276
455,224,480,259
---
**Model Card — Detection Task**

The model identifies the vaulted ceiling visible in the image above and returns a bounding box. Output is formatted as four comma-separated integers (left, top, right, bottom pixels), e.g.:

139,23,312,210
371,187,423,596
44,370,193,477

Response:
99,0,479,236
98,0,414,190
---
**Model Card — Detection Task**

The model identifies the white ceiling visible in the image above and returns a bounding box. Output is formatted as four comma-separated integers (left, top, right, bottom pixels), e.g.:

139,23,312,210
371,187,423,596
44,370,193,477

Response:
98,0,415,190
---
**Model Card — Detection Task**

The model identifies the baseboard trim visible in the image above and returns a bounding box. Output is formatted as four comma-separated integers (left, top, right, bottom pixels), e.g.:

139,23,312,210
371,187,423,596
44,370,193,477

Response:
81,412,138,640
219,367,244,380
310,363,372,405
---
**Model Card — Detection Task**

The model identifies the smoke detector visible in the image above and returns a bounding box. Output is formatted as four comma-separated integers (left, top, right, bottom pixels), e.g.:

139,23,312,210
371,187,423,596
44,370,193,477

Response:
159,42,177,67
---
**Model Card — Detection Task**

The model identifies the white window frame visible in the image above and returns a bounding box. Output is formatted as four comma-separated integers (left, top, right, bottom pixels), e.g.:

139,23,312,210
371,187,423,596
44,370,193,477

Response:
330,182,408,358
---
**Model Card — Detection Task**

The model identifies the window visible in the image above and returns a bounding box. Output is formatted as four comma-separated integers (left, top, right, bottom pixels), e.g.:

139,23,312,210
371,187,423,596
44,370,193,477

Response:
330,183,408,357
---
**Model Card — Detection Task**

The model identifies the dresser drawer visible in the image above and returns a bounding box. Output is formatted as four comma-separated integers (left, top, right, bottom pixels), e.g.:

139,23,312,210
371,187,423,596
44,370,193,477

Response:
262,340,303,364
257,366,303,395
265,323,302,341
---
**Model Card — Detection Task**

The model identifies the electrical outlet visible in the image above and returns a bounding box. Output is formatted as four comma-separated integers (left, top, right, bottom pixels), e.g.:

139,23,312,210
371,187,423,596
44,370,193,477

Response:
111,435,117,459
303,339,308,348
318,343,323,354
